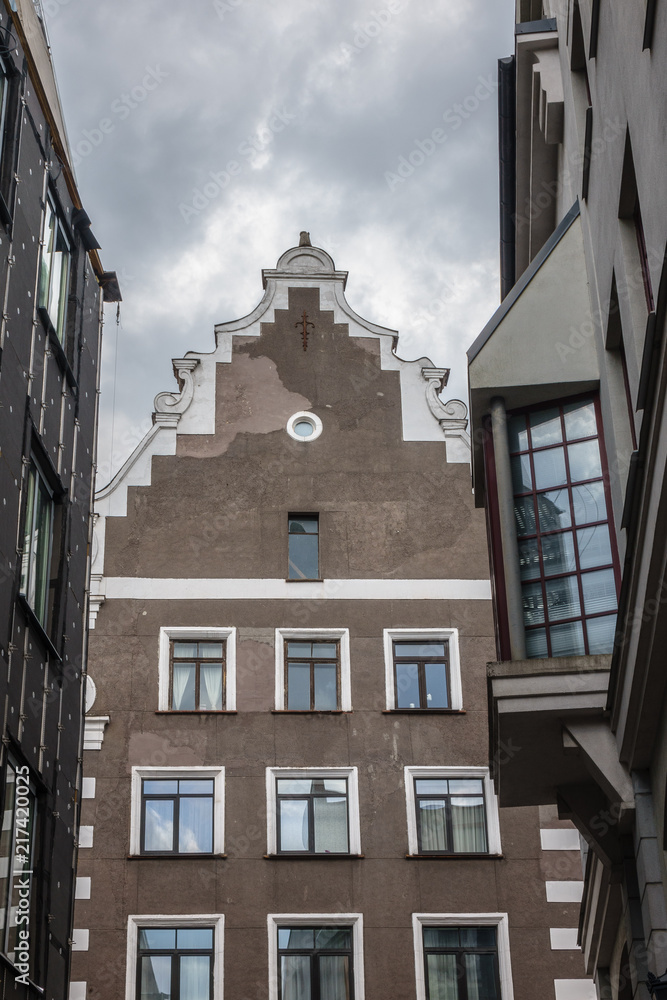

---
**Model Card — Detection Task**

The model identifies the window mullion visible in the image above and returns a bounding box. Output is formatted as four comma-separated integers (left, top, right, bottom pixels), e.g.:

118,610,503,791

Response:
173,794,179,854
308,795,315,852
310,660,315,711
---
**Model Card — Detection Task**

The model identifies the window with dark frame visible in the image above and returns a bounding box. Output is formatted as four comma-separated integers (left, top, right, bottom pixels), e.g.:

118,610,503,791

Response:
38,194,71,343
288,515,319,580
276,777,349,855
509,396,619,657
19,458,54,629
393,640,450,710
136,926,214,1000
141,778,214,855
414,777,488,855
0,760,36,968
278,926,354,1000
170,640,225,711
285,639,340,711
423,926,500,1000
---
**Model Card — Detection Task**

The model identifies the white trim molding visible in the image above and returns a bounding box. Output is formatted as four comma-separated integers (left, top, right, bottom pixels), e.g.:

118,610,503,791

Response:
265,767,361,856
412,913,514,1000
158,627,237,712
104,578,492,602
274,628,351,711
383,628,463,711
267,913,364,1000
286,411,323,442
130,766,225,856
125,914,224,1000
404,766,502,856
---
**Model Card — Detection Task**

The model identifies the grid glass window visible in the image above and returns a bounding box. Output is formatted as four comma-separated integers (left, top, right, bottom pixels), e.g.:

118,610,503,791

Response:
285,640,340,710
393,641,449,709
278,926,353,1000
277,777,349,854
137,926,214,1000
423,926,500,1000
0,761,36,966
20,460,54,627
415,778,488,855
38,196,71,342
141,779,214,855
288,516,319,580
170,641,225,711
509,397,619,657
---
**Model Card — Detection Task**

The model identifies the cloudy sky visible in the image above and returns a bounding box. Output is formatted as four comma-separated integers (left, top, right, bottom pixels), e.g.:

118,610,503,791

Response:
45,0,515,484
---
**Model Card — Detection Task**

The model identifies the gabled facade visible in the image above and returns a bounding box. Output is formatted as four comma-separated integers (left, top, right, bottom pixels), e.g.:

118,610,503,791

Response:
468,2,667,997
72,236,588,999
0,0,118,996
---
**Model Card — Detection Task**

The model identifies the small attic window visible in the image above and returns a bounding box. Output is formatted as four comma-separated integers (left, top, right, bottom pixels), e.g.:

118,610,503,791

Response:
286,412,323,442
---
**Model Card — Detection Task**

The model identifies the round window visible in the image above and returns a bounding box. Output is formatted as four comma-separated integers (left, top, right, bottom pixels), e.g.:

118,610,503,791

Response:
286,411,323,442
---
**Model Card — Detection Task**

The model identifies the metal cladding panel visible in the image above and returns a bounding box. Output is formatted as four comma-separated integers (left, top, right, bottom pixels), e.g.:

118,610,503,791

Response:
41,663,62,768
19,636,46,769
0,460,19,655
58,394,77,481
0,343,30,469
57,682,82,786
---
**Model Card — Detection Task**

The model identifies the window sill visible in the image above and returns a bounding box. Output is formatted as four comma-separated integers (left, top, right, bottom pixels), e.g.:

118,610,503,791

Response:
154,710,237,715
17,595,62,662
285,578,324,583
382,709,466,715
128,854,227,860
264,854,364,860
271,710,349,715
406,853,503,860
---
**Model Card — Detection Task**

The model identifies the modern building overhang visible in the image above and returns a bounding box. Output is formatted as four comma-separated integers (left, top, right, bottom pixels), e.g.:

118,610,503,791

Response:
467,203,599,505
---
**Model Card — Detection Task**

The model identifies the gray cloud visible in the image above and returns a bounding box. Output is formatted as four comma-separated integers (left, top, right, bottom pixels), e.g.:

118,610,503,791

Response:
45,0,515,479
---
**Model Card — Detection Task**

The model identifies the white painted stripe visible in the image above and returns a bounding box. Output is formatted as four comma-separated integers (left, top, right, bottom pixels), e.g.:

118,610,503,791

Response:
554,980,597,1000
541,829,581,851
550,928,580,950
72,929,89,952
75,877,91,900
81,778,96,799
78,826,94,848
102,577,492,601
546,881,584,903
69,983,87,1000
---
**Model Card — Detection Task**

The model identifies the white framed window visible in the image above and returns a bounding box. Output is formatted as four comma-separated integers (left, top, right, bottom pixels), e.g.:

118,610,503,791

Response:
412,913,514,1000
125,914,224,1000
158,627,237,711
383,628,463,711
404,767,501,856
266,767,361,856
268,913,364,1000
130,767,225,856
274,628,351,711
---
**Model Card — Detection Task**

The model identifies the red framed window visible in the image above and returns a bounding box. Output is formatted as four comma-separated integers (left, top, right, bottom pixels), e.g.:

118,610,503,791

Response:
508,396,619,657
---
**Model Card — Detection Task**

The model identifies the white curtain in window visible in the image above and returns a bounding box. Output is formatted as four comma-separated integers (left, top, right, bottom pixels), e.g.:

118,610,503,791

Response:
179,798,213,853
201,665,223,710
451,798,487,852
180,955,210,1000
419,802,448,851
313,798,348,853
172,667,191,710
282,955,311,1000
426,954,458,1000
465,954,498,1000
319,956,350,1000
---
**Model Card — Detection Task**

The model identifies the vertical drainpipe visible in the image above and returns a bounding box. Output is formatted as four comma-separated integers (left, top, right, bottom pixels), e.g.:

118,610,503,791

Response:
490,397,527,660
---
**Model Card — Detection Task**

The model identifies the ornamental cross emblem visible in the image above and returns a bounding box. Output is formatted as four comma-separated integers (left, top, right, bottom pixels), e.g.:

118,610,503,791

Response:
296,311,314,352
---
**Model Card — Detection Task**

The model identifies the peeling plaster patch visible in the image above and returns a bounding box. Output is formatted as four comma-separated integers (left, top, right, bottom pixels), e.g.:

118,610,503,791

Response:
178,354,311,458
238,628,274,645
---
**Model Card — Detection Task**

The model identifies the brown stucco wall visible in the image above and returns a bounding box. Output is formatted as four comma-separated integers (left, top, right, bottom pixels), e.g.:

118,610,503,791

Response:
73,284,587,998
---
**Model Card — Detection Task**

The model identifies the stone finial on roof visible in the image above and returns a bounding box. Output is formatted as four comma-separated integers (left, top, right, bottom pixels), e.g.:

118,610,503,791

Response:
299,231,311,246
